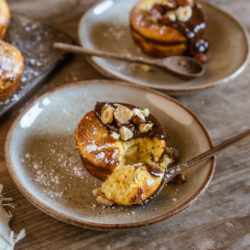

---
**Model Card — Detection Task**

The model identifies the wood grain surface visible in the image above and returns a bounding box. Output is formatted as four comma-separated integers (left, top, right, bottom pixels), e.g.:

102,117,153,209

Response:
0,0,250,249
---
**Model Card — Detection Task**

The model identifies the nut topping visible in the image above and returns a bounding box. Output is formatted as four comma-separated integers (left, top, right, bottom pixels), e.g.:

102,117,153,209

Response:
95,102,163,141
139,123,153,133
175,6,192,22
142,108,150,117
133,108,145,121
165,11,176,22
120,126,133,141
114,105,133,124
111,131,120,140
101,105,115,124
161,10,176,24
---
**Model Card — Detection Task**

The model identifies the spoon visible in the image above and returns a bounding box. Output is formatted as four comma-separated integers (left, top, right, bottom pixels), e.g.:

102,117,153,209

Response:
53,42,205,79
144,129,250,204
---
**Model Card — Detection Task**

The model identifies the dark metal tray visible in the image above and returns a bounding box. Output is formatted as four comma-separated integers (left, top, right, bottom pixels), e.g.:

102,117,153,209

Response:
0,13,73,120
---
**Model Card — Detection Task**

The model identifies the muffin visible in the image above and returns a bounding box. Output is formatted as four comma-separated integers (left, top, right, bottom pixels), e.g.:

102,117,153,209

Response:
0,0,10,40
75,102,177,206
0,41,24,100
130,0,209,62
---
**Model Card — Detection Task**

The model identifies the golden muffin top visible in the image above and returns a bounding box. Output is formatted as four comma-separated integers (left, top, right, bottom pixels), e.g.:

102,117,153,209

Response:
0,41,24,89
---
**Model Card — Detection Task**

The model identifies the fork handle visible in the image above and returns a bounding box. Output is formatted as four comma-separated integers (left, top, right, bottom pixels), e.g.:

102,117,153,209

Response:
165,129,250,181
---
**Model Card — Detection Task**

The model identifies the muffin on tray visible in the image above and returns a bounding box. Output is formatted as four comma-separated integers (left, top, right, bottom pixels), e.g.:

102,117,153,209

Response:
0,41,24,100
0,0,10,40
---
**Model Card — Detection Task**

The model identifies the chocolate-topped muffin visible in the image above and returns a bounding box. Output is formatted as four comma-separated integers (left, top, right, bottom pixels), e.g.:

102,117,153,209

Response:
75,102,177,206
130,0,209,63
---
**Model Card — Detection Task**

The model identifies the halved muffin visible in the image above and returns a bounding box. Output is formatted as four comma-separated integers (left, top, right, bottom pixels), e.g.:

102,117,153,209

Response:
75,102,177,206
75,103,167,181
0,41,24,100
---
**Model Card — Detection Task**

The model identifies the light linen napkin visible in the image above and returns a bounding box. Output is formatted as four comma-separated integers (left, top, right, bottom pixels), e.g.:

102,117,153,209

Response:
0,184,26,250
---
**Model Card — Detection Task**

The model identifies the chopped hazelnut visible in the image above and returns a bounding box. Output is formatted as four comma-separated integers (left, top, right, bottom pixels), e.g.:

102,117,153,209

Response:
114,105,133,124
161,11,176,24
139,123,153,133
133,108,145,120
120,126,133,141
111,131,120,140
175,6,192,22
166,11,176,22
142,108,150,117
101,105,115,124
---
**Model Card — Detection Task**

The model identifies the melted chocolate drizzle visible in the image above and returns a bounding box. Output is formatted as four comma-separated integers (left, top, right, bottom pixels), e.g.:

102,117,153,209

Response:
145,163,164,177
95,102,165,141
170,4,209,57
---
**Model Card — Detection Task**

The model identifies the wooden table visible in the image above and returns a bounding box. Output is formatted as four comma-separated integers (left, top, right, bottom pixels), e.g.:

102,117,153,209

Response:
1,0,250,249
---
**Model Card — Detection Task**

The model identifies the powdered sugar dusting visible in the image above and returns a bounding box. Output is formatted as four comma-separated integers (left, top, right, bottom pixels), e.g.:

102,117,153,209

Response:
21,138,92,202
0,41,21,81
95,152,105,161
85,142,115,153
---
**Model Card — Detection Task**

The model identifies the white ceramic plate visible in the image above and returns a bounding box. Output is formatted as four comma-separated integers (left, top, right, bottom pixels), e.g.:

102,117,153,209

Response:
78,0,250,95
5,80,215,230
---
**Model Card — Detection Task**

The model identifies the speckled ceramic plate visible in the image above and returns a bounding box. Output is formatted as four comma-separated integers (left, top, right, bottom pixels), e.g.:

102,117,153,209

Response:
5,80,215,230
78,0,250,95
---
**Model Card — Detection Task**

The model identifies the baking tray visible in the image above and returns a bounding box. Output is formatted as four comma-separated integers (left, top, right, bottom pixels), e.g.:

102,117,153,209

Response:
0,13,73,121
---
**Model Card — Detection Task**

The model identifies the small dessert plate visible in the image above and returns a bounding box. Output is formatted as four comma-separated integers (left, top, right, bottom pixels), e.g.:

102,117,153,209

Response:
78,0,250,95
5,80,215,230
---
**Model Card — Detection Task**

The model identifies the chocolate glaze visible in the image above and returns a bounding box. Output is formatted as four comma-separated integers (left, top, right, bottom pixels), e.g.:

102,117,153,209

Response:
95,102,165,141
145,163,164,177
170,4,208,56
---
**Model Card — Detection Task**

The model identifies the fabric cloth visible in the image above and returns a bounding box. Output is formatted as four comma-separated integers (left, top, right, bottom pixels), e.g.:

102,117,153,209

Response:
0,184,26,250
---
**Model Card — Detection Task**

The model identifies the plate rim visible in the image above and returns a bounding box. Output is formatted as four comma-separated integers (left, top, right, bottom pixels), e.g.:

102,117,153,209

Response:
77,0,250,94
5,79,216,230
